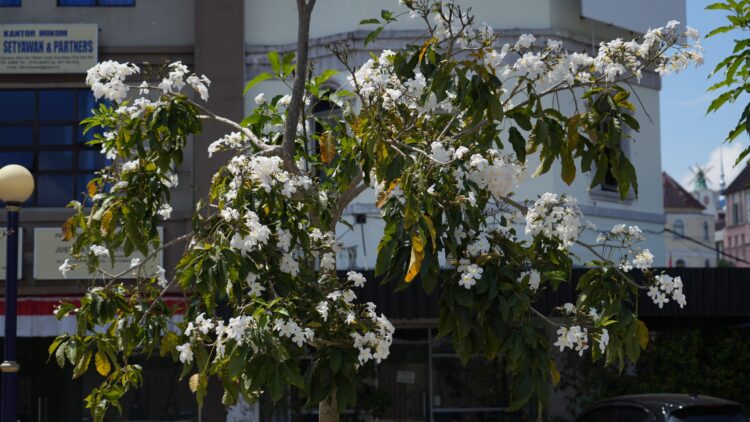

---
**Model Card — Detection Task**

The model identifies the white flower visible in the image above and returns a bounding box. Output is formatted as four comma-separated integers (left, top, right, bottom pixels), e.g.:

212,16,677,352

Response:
278,94,292,107
632,249,654,270
347,271,366,288
598,329,609,353
247,276,265,297
519,270,541,291
121,160,139,173
563,302,576,315
316,301,329,321
129,258,141,269
254,92,266,105
157,204,172,219
155,266,168,288
176,343,193,364
90,245,109,257
515,33,536,49
59,259,73,278
86,61,140,102
458,264,483,289
320,252,336,271
280,254,300,277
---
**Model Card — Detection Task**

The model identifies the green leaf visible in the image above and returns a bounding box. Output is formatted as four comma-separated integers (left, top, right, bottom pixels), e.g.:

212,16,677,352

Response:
243,73,273,96
364,27,384,47
359,18,380,25
508,126,526,163
267,51,281,75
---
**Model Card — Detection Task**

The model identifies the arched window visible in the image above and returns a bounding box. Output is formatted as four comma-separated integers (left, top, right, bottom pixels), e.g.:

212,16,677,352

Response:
705,259,711,268
673,220,685,236
675,259,686,267
703,221,709,241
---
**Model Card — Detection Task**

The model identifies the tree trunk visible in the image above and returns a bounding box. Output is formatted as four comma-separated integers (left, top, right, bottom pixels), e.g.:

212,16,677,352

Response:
318,390,339,422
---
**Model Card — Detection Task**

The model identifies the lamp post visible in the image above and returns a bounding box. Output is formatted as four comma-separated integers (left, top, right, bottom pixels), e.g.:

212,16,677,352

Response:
0,165,34,422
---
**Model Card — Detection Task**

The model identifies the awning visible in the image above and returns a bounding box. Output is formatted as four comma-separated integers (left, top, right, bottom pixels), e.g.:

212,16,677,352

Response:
0,296,185,338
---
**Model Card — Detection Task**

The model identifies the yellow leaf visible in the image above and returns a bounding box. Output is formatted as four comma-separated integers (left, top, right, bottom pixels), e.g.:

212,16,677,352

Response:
61,217,75,242
550,359,561,386
319,131,335,164
95,351,111,376
405,230,425,283
376,180,399,209
100,210,113,236
421,214,437,250
419,37,437,63
566,114,581,151
636,320,649,350
145,162,157,172
189,373,200,393
87,179,98,197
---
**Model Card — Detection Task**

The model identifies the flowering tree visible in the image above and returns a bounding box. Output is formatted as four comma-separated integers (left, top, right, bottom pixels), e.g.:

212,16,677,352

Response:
705,0,750,163
49,1,701,421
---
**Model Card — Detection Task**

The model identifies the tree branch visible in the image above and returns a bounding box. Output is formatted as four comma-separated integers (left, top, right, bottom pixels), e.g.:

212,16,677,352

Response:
283,0,317,174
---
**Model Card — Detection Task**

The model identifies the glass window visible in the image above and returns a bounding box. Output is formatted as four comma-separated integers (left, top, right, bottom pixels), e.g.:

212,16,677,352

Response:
0,89,108,206
0,90,35,121
0,0,21,6
39,90,76,121
676,259,686,268
58,0,134,6
0,126,33,146
703,221,709,241
39,126,74,145
674,220,685,236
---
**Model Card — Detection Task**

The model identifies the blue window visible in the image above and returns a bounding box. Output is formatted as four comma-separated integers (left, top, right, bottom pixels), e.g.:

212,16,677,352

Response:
0,0,21,6
0,89,110,207
58,0,134,6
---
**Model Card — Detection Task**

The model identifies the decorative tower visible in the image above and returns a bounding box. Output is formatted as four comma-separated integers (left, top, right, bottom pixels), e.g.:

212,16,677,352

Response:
690,165,720,217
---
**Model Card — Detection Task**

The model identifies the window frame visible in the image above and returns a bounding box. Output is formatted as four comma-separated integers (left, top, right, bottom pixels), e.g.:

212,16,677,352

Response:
673,219,685,237
0,0,21,7
0,88,107,207
57,0,135,7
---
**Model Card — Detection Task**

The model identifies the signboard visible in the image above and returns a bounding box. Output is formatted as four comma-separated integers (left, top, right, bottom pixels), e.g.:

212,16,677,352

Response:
0,23,98,74
582,0,685,35
0,229,23,280
33,227,163,280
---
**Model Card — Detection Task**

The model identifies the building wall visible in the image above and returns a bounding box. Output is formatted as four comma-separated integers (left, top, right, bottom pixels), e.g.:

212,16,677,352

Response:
665,210,716,267
725,190,750,267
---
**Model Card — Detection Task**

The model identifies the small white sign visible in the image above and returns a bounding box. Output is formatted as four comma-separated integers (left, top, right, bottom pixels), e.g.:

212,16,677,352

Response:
33,227,163,280
0,23,98,74
0,228,23,280
396,370,416,384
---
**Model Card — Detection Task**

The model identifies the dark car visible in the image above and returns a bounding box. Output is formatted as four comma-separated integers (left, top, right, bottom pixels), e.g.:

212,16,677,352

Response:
576,394,749,422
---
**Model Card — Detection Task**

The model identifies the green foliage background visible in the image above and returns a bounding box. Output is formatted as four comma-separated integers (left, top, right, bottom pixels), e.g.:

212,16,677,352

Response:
556,324,750,417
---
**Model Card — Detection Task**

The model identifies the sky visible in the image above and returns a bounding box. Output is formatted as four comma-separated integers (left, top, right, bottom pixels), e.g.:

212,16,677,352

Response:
661,0,750,191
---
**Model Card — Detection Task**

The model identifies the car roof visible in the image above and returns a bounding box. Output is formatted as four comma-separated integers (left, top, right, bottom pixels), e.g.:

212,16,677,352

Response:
583,394,742,418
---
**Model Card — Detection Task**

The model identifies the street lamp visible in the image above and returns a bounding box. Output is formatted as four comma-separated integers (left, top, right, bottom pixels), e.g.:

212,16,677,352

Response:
0,164,34,422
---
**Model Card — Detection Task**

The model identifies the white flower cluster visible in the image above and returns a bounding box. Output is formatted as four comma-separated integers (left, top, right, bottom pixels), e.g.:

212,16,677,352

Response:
554,325,589,356
351,302,395,365
86,60,140,103
464,152,524,201
229,211,272,255
648,274,686,309
347,271,367,288
158,61,211,101
456,258,483,289
274,318,314,347
225,155,312,198
525,193,582,250
349,50,452,114
518,269,541,291
208,132,251,158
